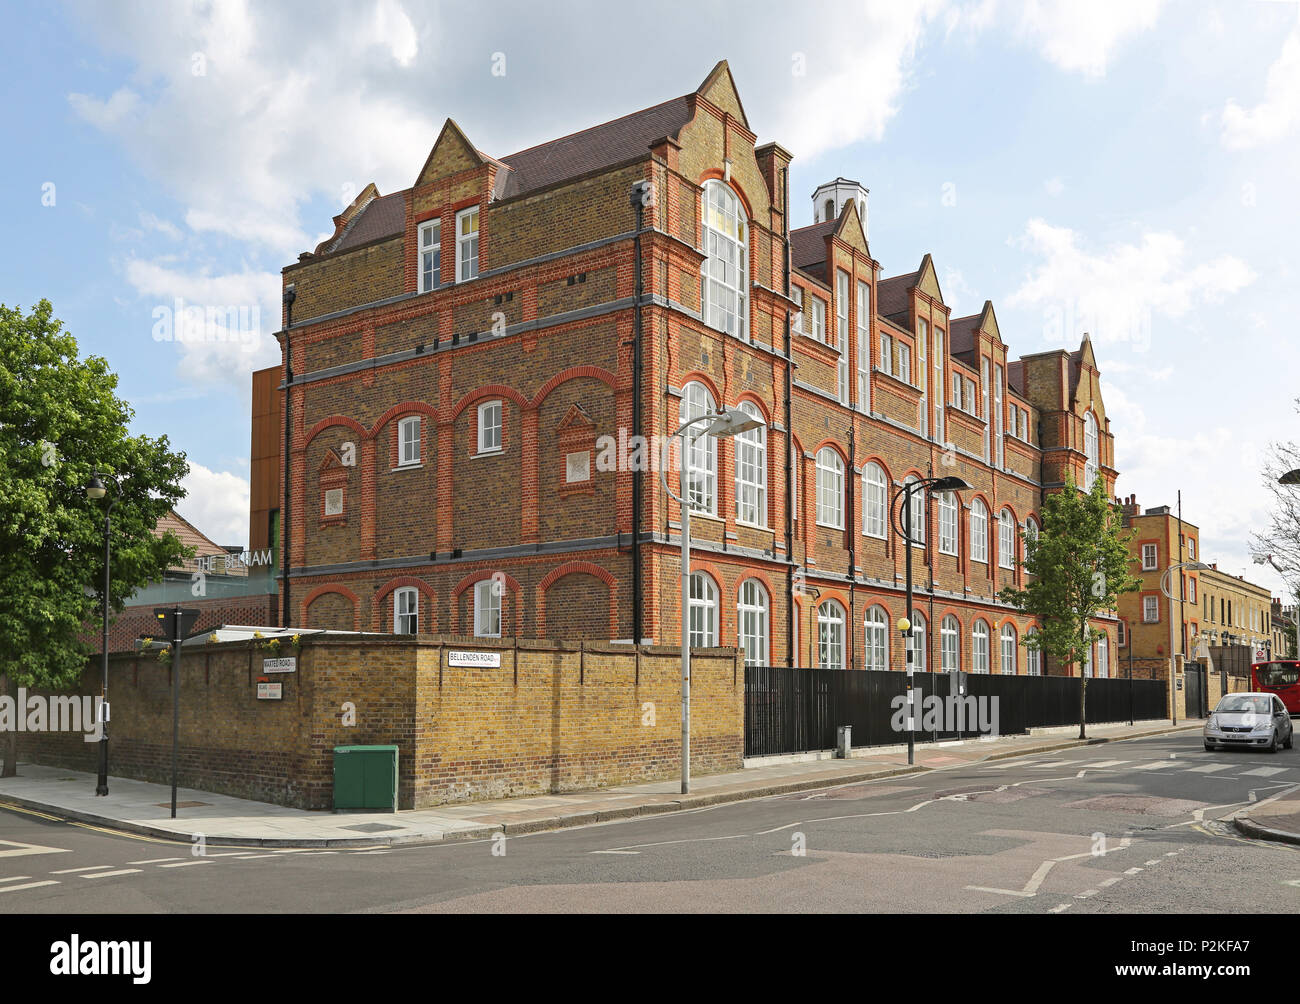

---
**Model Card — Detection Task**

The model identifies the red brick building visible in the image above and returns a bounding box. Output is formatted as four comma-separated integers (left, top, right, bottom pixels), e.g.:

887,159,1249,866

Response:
263,61,1119,674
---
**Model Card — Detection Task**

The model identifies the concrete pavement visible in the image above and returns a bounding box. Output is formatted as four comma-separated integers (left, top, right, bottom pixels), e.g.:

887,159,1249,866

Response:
1233,783,1300,846
0,719,1195,848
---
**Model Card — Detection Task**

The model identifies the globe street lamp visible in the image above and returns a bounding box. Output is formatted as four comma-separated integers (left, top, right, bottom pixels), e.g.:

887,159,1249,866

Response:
891,474,972,764
85,472,121,796
660,407,763,794
1159,559,1210,724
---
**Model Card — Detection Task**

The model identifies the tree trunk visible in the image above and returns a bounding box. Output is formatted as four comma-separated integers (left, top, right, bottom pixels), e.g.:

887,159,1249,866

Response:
1,675,16,777
1078,673,1088,740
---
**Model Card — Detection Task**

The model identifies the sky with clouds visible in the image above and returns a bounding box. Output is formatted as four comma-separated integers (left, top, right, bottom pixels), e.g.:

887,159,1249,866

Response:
4,0,1299,596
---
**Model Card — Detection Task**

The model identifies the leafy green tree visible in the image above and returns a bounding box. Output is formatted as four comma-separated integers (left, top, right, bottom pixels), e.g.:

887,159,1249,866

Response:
0,301,190,776
999,473,1141,739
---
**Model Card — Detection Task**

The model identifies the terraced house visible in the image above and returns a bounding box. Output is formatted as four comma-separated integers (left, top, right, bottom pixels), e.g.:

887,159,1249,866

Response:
263,61,1120,673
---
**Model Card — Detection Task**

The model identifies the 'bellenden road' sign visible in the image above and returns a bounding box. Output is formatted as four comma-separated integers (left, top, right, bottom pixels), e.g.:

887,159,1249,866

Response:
447,650,502,668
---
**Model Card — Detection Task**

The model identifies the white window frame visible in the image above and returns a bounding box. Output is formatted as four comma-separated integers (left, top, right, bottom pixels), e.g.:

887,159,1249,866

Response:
938,491,958,556
933,326,944,443
941,615,960,673
972,620,990,674
811,298,826,342
1026,628,1041,675
998,508,1015,569
817,600,846,671
1000,624,1016,675
418,219,441,293
836,271,850,349
792,286,804,334
1083,411,1099,488
994,364,1005,469
856,281,871,412
394,586,418,635
398,416,421,467
688,573,718,649
981,358,990,461
898,342,911,385
477,400,502,454
680,381,717,516
1141,543,1158,570
971,499,988,564
456,206,479,282
1096,634,1109,678
864,606,889,672
863,462,886,539
1143,595,1159,623
734,402,766,527
910,612,927,673
701,180,748,339
474,579,501,638
880,333,893,375
1188,538,1196,559
904,475,925,547
738,579,769,668
816,448,844,529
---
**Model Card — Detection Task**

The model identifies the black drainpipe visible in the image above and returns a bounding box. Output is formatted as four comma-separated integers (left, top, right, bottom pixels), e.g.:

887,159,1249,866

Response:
280,283,295,629
847,425,856,670
781,167,794,668
629,182,648,645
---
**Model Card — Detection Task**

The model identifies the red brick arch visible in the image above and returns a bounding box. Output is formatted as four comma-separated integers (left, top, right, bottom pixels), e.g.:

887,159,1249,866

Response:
371,576,438,633
303,415,368,448
447,384,529,421
536,561,618,639
369,401,441,438
451,569,523,635
530,366,617,409
301,584,360,631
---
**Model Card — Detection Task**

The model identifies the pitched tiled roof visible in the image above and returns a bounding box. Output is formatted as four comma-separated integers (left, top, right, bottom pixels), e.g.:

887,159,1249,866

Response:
331,191,407,253
789,220,836,270
1006,360,1025,395
498,96,693,198
156,511,239,572
948,313,981,358
875,270,918,320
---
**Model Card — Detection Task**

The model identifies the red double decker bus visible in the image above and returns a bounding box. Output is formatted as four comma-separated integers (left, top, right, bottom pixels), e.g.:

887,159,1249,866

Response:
1251,660,1300,715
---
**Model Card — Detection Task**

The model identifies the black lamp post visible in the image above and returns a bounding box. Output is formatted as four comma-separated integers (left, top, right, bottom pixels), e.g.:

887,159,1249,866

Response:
85,472,121,796
891,474,972,764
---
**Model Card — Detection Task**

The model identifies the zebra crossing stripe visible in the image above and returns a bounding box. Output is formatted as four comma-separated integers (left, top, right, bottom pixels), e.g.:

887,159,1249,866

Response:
1186,764,1231,773
1240,767,1289,777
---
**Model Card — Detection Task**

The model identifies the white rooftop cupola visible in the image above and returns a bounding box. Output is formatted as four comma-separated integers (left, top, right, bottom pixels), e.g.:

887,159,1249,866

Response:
812,178,869,236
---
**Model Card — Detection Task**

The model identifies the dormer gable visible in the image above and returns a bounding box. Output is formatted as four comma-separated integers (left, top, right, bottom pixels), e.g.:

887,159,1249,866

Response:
415,118,487,188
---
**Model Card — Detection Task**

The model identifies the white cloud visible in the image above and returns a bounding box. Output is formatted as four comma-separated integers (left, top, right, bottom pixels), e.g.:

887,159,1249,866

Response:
176,462,251,547
1015,0,1163,78
139,211,182,240
1006,218,1255,351
1044,176,1064,197
1220,18,1300,149
67,86,139,128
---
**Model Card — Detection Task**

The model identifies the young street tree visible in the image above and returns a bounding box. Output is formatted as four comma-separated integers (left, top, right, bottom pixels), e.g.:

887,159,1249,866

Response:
0,300,190,776
1250,398,1300,608
999,473,1141,739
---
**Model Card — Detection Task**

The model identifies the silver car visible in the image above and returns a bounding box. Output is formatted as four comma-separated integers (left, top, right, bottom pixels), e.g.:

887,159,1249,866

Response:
1204,692,1294,753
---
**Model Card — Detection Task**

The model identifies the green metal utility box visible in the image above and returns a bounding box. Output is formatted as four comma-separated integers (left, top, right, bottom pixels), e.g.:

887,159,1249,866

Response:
333,745,398,812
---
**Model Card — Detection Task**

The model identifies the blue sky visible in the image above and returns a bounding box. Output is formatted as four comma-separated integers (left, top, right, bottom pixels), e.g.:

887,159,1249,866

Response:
4,0,1298,596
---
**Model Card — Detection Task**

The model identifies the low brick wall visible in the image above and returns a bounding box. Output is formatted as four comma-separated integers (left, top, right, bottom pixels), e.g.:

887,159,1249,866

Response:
12,636,742,810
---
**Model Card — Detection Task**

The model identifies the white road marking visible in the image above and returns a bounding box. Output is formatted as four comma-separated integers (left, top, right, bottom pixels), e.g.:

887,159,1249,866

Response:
127,857,182,865
0,840,72,859
195,852,247,858
590,850,641,855
0,880,59,894
158,860,214,868
1144,859,1162,866
79,869,141,879
0,876,32,884
1099,877,1122,887
1186,764,1232,773
1134,762,1175,770
1084,760,1129,769
1240,767,1289,777
50,865,113,874
965,885,1034,897
231,854,282,860
1076,889,1098,899
1048,903,1072,913
1125,867,1143,875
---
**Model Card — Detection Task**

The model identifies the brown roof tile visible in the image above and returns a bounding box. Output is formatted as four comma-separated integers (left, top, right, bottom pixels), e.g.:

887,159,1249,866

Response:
331,191,407,253
875,270,918,319
789,220,836,270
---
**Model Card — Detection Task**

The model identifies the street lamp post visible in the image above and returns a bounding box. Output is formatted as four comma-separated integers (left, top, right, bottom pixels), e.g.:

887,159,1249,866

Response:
660,407,762,794
85,472,121,796
1159,559,1210,725
890,475,972,764
1267,467,1300,660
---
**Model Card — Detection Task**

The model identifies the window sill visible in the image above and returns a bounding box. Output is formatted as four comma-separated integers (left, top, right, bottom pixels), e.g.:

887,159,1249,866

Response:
815,521,845,532
472,448,504,458
735,519,771,532
392,462,424,472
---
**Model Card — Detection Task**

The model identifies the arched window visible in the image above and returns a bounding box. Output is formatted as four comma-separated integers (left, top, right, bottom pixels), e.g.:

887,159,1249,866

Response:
972,620,990,674
816,448,844,528
1024,515,1039,550
864,606,889,672
1000,623,1017,675
1096,634,1109,678
734,402,766,526
394,587,418,635
680,381,717,515
910,611,927,673
1083,412,1099,488
737,579,769,667
824,198,835,221
941,615,960,672
688,573,717,649
863,462,886,538
998,508,1015,569
971,499,988,563
1026,627,1042,676
904,475,925,546
1082,635,1094,677
702,180,748,339
938,491,958,555
817,600,846,671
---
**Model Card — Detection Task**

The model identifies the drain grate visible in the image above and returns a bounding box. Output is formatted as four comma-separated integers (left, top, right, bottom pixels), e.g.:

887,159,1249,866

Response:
341,822,405,833
156,801,210,809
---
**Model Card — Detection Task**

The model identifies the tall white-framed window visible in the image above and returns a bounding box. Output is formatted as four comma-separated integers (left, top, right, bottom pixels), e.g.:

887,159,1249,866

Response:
1141,543,1158,570
1000,623,1017,674
398,416,421,467
1096,634,1109,678
477,400,502,454
816,448,844,528
1024,516,1039,553
898,342,911,385
998,508,1015,569
791,286,805,334
941,615,960,672
856,281,871,412
680,381,717,515
836,270,850,349
1188,538,1196,559
1026,627,1041,675
418,219,441,293
1118,620,1127,647
910,611,927,673
980,358,990,461
394,586,418,635
994,364,1004,469
917,319,927,437
811,298,826,342
456,206,479,282
737,579,769,667
972,620,990,674
1083,411,1099,488
933,326,944,443
863,462,886,539
938,491,958,555
904,475,925,546
952,372,962,407
1082,637,1094,677
970,499,988,563
1143,595,1159,623
701,180,748,339
734,402,766,526
964,378,976,416
837,354,850,405
880,333,893,375
864,606,889,672
817,600,845,671
688,573,718,649
474,579,501,637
